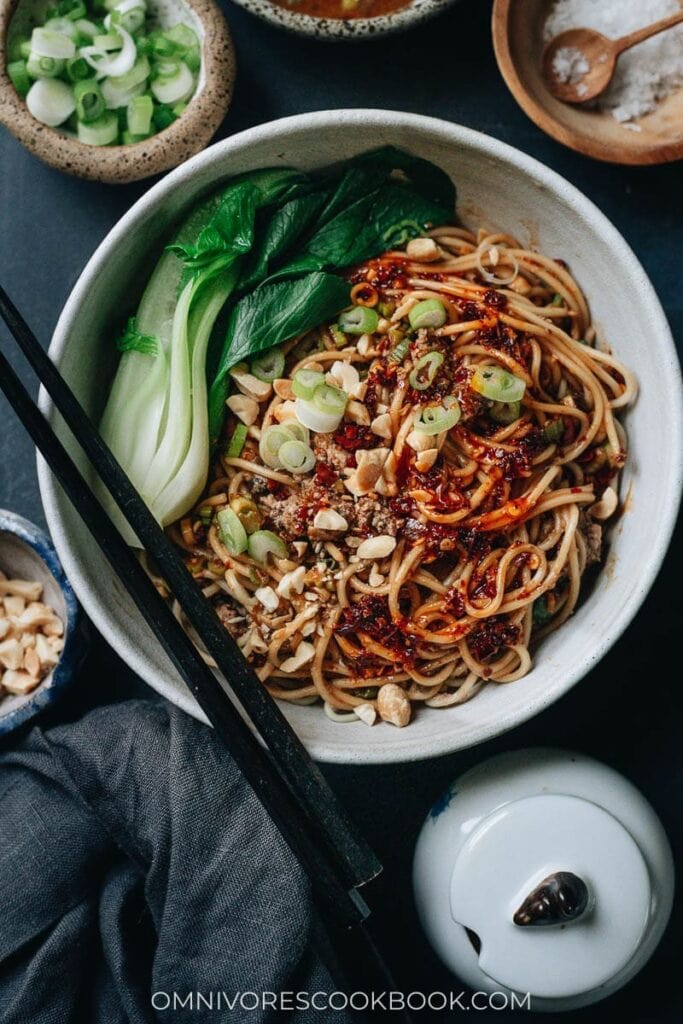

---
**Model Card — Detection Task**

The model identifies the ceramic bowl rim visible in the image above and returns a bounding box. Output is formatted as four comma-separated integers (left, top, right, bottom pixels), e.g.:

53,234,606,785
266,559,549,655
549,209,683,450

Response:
37,110,683,762
228,0,455,40
0,509,80,734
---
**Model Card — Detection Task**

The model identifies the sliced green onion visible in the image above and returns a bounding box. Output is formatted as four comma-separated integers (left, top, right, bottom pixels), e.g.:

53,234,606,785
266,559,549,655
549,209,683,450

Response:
250,347,285,383
26,78,75,126
150,61,194,105
292,368,325,401
259,424,295,469
281,421,309,445
57,0,87,18
409,351,443,391
127,92,153,135
26,53,65,79
74,78,105,122
31,27,76,59
172,100,188,117
19,39,33,59
543,419,565,444
7,60,31,98
43,16,81,41
329,324,346,348
77,109,119,145
101,76,145,109
551,293,563,306
408,298,447,330
216,507,248,556
182,46,200,74
110,0,146,34
471,365,526,404
226,423,248,458
93,30,124,50
82,26,136,77
338,306,379,335
66,55,90,81
278,440,316,475
151,102,177,131
75,18,99,40
7,34,30,62
414,400,461,436
148,29,176,57
248,530,287,563
490,400,521,424
122,129,150,144
294,397,343,434
164,23,199,51
108,53,150,91
388,334,410,363
313,383,347,416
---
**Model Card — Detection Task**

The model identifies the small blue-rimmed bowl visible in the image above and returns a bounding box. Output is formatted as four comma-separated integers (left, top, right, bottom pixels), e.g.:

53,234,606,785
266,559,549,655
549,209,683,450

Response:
0,510,81,735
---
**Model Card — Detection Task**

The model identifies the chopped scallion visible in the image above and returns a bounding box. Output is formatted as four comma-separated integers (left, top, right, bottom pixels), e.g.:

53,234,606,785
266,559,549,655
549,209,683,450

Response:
292,368,325,401
127,92,152,135
408,298,447,329
248,530,287,563
471,365,526,404
226,424,248,458
216,508,248,556
77,108,119,144
250,347,284,383
413,399,461,436
338,305,379,335
7,60,31,98
408,350,443,391
74,77,105,122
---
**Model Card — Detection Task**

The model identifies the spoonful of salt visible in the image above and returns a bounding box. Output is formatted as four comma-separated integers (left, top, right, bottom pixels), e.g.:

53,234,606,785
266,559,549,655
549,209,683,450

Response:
542,9,683,104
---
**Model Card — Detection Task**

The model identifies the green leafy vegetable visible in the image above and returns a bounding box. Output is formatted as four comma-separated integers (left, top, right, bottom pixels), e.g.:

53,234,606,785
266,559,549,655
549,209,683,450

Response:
208,272,350,440
100,147,458,536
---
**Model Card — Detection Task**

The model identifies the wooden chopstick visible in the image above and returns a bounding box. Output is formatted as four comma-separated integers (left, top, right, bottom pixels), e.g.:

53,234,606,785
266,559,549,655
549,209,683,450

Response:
0,284,380,893
0,324,415,1020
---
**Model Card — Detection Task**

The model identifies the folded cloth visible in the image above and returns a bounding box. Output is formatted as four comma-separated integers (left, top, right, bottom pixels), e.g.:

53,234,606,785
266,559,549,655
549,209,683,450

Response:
0,700,344,1023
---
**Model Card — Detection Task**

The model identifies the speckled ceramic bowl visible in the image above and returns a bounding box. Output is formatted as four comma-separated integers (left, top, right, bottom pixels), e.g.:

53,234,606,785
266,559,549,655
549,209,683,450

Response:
230,0,455,41
0,510,81,735
38,111,683,764
0,0,234,183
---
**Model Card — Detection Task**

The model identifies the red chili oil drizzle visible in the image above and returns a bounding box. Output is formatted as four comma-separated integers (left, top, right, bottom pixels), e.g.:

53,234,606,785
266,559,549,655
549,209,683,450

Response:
332,423,380,452
315,462,339,486
349,258,408,292
336,595,417,666
467,617,520,661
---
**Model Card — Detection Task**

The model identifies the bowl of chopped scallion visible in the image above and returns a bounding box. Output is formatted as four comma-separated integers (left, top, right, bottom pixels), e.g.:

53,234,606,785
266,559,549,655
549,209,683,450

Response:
0,0,234,182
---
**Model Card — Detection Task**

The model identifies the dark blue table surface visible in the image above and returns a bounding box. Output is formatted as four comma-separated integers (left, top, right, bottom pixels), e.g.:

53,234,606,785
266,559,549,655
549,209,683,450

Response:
1,2,681,1019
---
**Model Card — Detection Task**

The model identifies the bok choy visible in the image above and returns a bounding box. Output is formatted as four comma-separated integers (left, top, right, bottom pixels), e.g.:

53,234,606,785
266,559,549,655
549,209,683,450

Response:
99,147,456,539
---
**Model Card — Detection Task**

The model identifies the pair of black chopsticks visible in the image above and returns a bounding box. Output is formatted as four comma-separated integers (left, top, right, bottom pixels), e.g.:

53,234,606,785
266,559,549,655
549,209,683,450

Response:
0,286,412,1021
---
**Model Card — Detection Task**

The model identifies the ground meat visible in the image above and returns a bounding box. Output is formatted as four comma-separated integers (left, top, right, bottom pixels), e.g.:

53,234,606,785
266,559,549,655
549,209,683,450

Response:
353,495,405,538
214,598,249,639
312,434,352,472
246,475,271,499
580,512,603,565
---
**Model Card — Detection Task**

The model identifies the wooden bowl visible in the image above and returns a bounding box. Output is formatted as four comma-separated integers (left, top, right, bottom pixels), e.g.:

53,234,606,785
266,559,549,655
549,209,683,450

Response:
492,0,683,165
0,0,235,184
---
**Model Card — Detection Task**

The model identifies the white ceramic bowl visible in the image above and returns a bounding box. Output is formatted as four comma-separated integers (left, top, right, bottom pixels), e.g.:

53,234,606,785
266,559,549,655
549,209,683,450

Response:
37,111,683,763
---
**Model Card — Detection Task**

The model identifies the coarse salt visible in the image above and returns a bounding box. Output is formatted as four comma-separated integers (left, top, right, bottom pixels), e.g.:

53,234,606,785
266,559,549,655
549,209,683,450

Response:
544,0,683,123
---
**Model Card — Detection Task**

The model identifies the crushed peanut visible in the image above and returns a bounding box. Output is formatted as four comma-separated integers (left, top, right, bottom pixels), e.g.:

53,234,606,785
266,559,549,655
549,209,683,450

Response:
0,573,63,700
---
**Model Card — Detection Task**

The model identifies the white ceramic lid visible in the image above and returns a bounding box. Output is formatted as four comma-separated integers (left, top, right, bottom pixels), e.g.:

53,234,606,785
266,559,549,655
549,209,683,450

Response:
450,792,651,999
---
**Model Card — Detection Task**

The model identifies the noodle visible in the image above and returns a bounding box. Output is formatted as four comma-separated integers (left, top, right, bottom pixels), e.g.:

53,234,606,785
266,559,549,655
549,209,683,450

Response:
163,226,635,728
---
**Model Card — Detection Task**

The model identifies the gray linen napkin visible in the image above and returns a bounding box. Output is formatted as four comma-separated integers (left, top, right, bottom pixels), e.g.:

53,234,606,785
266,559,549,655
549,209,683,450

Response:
0,700,345,1023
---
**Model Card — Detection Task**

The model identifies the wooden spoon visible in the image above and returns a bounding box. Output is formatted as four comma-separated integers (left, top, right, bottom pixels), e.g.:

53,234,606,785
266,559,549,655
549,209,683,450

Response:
542,10,683,104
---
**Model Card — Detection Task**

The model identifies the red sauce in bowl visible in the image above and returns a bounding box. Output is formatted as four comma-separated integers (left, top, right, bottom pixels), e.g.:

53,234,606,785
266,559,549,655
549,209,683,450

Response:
269,0,411,19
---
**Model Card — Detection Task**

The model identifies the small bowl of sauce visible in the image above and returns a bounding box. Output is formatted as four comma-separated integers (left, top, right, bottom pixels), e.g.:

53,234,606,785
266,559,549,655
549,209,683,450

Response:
230,0,456,40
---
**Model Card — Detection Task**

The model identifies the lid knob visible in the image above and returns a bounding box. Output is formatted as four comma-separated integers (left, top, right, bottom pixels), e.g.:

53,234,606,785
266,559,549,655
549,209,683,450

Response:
513,871,590,927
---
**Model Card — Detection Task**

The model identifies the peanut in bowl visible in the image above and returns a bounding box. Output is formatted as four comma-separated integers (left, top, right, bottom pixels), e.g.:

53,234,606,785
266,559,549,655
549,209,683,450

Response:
0,510,81,734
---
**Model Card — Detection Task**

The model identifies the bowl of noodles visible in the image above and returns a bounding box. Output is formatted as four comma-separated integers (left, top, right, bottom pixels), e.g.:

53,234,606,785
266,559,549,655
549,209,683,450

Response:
38,111,682,763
